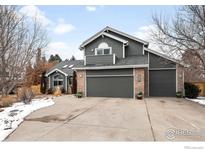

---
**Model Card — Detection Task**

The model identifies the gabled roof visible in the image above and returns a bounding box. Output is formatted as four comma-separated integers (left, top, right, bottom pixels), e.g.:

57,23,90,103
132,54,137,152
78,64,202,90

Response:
145,48,179,64
79,26,149,50
45,60,84,77
79,32,128,50
106,26,149,45
145,48,187,66
46,68,69,77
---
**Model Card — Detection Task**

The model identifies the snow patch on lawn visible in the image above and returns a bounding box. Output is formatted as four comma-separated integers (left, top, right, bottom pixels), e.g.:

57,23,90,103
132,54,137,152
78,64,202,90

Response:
186,97,205,105
0,98,54,141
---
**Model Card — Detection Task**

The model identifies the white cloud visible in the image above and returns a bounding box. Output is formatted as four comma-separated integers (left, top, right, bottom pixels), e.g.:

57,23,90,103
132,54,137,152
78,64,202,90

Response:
47,42,83,60
133,24,159,50
86,6,97,12
19,5,52,27
53,18,75,35
134,25,154,41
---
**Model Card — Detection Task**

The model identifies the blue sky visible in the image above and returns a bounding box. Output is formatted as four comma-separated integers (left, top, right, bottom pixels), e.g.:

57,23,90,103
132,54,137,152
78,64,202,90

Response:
19,5,178,60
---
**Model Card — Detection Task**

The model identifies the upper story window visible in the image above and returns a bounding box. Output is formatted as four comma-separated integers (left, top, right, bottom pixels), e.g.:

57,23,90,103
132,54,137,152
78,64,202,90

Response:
95,42,112,55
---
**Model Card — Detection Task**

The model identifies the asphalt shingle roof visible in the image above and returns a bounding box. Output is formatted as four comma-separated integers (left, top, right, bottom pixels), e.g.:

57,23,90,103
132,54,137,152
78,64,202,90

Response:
73,56,148,68
47,60,84,76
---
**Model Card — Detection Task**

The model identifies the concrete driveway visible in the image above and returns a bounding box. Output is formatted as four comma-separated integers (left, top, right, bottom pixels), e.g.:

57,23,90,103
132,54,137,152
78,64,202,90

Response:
5,96,205,141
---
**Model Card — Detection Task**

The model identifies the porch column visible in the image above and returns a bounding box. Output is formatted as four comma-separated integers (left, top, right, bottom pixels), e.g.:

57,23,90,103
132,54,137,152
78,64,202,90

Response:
65,76,68,92
48,76,51,89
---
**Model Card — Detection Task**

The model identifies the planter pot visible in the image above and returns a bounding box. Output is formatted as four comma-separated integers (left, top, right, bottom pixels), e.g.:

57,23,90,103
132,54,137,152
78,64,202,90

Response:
176,92,182,98
137,95,143,100
176,94,182,98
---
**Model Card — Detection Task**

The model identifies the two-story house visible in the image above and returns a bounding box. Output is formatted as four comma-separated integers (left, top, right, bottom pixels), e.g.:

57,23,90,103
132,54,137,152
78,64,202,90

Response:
46,26,184,98
74,26,184,98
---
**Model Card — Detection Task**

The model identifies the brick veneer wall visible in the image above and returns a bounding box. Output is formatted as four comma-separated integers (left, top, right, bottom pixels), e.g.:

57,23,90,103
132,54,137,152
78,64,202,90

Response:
76,70,86,96
176,64,184,93
134,68,145,98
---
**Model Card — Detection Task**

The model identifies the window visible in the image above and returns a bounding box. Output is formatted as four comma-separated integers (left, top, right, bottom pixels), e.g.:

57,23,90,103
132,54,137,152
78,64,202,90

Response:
95,47,112,55
54,81,63,86
69,77,73,85
54,74,63,79
96,48,103,55
69,64,74,68
62,65,68,69
53,73,64,87
104,48,110,55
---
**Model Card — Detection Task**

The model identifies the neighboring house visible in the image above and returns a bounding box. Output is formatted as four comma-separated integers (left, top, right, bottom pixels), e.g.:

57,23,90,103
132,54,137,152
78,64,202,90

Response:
45,60,83,93
73,26,184,98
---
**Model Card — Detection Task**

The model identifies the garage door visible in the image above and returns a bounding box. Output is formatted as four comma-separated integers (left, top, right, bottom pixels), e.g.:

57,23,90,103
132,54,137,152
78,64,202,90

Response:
86,69,133,98
149,70,176,97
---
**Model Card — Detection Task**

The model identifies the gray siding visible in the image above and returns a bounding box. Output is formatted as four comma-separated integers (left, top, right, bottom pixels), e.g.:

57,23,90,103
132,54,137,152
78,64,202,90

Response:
149,53,176,69
87,76,133,98
86,69,133,76
49,71,67,91
108,31,144,56
149,70,176,96
84,36,123,58
86,54,113,65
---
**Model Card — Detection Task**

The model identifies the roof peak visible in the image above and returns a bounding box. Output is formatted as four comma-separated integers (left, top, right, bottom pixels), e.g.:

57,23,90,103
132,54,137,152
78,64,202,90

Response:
79,26,149,49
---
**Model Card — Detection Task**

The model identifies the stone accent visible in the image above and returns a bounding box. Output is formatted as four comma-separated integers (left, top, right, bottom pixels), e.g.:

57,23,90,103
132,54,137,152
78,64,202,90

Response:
76,70,86,96
176,64,184,93
134,68,145,98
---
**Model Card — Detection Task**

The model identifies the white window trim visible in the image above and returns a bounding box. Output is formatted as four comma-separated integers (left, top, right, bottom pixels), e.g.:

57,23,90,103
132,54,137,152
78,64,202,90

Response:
84,55,86,65
53,74,64,87
94,47,112,55
45,68,68,77
123,44,125,58
113,53,116,64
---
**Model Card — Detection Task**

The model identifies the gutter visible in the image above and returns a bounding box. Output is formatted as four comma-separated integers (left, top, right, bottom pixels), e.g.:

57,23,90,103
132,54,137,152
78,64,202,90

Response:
73,64,149,70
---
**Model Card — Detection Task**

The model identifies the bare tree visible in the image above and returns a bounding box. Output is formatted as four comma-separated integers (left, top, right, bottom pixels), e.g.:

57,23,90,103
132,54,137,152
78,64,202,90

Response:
182,51,205,82
151,5,205,79
0,6,48,95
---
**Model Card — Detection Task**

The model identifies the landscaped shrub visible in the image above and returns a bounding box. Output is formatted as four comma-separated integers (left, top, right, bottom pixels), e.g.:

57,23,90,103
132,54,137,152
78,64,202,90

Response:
31,85,41,95
75,92,83,98
47,88,53,94
0,96,16,108
184,82,201,98
176,91,183,98
53,86,62,96
18,87,35,104
60,87,65,94
136,91,143,100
